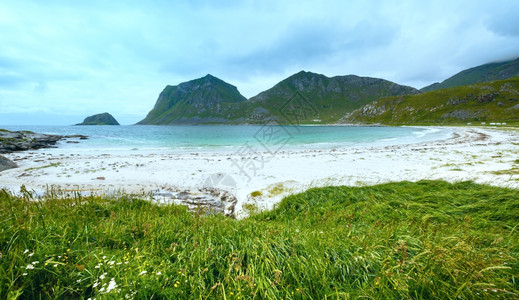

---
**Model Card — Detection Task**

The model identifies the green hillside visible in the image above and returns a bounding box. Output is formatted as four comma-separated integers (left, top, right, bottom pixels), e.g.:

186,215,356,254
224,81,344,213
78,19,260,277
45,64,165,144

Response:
137,75,248,125
421,58,519,92
343,77,519,125
247,71,419,124
138,72,419,125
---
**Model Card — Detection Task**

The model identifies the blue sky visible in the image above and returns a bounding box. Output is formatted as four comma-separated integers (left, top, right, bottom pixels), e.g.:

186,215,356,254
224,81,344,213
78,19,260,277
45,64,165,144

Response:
1,0,518,125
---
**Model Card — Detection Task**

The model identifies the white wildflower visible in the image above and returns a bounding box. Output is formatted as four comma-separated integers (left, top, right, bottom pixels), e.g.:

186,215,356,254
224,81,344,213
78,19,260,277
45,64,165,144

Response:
22,273,28,276
23,249,29,254
100,274,106,280
138,271,147,276
156,271,162,275
28,252,34,257
32,261,39,264
106,278,118,293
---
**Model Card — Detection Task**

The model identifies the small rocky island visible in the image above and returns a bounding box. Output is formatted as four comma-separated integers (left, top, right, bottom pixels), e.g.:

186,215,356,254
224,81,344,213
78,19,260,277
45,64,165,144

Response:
0,129,88,172
77,112,120,125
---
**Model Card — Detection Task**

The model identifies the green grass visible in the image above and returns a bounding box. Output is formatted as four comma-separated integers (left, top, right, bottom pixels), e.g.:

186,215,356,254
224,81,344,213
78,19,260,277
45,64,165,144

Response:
491,167,519,175
1,181,518,299
24,163,62,172
250,191,262,198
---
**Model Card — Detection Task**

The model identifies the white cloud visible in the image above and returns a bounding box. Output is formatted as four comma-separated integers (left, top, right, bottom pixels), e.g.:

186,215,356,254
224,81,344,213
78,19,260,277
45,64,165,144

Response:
0,0,518,125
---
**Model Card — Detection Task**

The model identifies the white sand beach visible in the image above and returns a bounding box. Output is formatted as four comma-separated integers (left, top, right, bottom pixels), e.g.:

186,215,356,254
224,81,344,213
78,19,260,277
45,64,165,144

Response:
1,127,518,216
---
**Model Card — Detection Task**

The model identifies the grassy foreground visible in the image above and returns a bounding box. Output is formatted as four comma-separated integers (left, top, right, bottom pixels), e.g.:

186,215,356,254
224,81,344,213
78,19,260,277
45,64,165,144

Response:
1,181,518,299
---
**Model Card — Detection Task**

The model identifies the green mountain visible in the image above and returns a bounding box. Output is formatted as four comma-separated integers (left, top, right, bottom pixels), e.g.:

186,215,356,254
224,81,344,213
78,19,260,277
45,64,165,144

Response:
138,72,419,125
77,112,119,125
137,74,247,124
342,77,519,125
421,58,519,92
248,71,419,123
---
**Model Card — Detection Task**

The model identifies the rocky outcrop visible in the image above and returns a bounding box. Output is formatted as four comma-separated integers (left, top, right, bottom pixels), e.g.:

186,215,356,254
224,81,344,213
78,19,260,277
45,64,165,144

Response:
0,155,17,172
77,112,120,125
152,187,237,218
0,129,88,154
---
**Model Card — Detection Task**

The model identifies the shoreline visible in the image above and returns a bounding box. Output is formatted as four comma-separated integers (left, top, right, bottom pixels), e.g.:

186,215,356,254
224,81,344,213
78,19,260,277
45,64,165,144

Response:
0,126,517,217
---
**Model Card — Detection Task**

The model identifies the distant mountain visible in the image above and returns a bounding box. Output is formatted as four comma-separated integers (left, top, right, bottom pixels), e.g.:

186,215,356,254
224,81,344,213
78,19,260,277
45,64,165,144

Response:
248,71,419,123
77,113,119,125
138,72,419,125
421,58,519,92
137,74,247,124
342,77,519,124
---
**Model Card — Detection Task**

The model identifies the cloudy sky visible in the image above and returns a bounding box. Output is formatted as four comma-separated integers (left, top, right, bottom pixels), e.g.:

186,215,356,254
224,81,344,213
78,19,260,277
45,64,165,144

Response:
1,0,518,125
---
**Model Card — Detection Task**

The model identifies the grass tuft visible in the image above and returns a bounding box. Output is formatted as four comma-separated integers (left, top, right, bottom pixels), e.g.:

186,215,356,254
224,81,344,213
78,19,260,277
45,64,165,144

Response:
1,180,518,298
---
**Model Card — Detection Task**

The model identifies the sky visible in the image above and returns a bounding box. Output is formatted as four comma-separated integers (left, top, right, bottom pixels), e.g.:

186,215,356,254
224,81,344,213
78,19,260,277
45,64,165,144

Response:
1,0,518,125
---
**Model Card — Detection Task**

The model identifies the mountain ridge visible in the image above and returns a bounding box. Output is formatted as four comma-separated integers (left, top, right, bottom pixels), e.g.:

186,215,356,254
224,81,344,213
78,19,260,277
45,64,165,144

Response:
421,58,519,92
138,71,420,125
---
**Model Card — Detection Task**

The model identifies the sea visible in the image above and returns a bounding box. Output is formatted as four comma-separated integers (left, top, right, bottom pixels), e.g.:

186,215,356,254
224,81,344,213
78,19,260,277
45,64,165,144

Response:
1,125,453,154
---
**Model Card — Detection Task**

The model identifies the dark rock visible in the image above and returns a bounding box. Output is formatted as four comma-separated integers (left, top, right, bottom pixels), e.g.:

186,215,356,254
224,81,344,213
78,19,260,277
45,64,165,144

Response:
77,112,120,125
0,155,17,172
447,98,468,105
65,134,89,140
477,93,497,103
0,129,88,154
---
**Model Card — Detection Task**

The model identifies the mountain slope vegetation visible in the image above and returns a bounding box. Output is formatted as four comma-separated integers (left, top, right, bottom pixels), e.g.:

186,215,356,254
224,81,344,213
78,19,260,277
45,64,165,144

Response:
138,72,419,125
137,74,248,125
342,77,519,124
247,71,419,123
421,58,519,92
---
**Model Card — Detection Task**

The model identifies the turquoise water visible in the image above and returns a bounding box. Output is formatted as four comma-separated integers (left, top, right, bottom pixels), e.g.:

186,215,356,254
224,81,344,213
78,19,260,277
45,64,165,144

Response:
1,125,453,153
